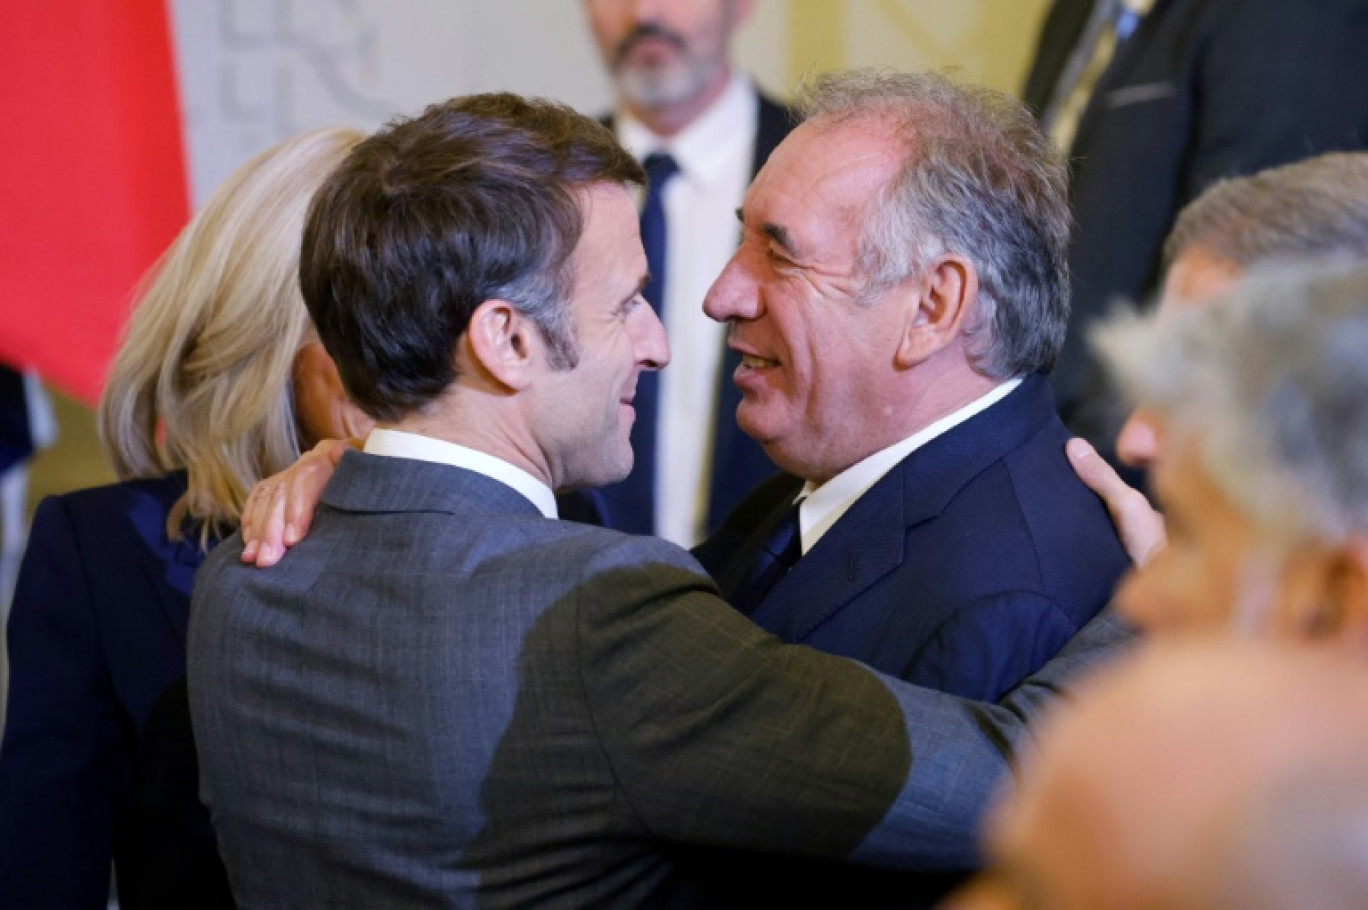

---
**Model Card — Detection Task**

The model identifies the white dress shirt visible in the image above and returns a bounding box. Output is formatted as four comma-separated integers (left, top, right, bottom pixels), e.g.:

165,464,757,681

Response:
617,72,759,547
796,378,1024,555
364,428,558,519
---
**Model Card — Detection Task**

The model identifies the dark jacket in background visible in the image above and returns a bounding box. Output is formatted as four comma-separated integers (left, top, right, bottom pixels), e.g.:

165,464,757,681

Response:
1026,0,1368,445
0,475,233,909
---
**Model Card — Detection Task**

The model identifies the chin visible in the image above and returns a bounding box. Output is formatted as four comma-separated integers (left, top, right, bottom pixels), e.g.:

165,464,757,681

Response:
619,67,705,110
589,451,635,490
735,406,777,448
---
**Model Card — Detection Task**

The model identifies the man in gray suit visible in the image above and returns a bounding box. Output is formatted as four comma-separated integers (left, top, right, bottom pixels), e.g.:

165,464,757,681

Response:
189,93,1129,908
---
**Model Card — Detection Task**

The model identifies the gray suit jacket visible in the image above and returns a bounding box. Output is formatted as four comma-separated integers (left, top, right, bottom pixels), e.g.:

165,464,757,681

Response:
188,452,1130,909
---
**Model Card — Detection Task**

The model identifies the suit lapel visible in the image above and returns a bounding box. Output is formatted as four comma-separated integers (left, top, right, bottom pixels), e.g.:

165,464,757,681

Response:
1071,0,1175,153
748,376,1058,643
123,476,204,654
1022,0,1101,115
143,538,203,650
750,470,908,640
715,475,806,607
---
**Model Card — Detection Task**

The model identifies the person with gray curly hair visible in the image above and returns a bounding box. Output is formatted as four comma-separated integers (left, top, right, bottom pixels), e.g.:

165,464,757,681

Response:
1107,152,1368,471
1066,153,1368,565
1095,259,1368,639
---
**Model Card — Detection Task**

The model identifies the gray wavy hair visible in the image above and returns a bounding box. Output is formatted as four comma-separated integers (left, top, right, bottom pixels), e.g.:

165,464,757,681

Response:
1096,260,1368,544
1164,152,1368,269
793,68,1070,378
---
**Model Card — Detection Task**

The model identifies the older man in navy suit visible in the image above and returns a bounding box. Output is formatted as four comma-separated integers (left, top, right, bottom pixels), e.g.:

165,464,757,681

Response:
696,70,1127,701
683,67,1129,909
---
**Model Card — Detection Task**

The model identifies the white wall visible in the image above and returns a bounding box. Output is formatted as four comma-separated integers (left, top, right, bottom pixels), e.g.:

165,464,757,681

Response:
169,0,1046,207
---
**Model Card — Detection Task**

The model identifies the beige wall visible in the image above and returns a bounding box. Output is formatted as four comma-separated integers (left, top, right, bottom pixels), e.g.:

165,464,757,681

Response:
740,0,1051,98
30,0,1055,509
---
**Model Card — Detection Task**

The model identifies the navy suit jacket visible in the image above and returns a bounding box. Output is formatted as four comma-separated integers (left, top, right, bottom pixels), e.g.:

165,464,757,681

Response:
0,476,233,909
1025,0,1368,442
692,376,1128,907
580,91,792,535
692,376,1129,907
0,365,33,473
697,375,1129,700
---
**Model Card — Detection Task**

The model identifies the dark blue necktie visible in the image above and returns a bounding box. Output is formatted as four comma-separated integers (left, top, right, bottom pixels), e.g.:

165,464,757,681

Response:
597,152,679,535
730,499,804,615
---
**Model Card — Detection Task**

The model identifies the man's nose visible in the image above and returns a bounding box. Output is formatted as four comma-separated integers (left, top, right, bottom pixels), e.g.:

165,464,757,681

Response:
702,252,761,324
633,302,671,371
1116,408,1161,470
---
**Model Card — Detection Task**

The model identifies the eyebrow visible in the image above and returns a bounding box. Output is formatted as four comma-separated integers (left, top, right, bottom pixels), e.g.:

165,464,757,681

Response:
734,207,799,258
623,272,651,305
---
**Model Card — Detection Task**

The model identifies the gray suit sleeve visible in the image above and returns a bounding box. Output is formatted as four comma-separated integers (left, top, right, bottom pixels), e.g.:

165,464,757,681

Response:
851,608,1135,866
578,535,1134,870
576,538,920,865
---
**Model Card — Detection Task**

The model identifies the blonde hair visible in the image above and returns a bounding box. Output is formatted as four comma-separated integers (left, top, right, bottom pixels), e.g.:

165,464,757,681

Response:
99,127,364,546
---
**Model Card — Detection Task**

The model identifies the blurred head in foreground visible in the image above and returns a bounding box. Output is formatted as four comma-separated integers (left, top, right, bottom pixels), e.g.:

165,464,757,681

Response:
1114,152,1368,470
945,641,1368,910
1095,260,1368,641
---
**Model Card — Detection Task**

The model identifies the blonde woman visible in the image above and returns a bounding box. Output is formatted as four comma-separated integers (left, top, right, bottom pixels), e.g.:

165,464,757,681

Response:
0,127,370,910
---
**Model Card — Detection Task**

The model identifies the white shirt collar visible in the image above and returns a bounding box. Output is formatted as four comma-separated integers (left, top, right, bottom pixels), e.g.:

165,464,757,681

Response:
363,428,558,519
796,378,1025,554
617,71,758,191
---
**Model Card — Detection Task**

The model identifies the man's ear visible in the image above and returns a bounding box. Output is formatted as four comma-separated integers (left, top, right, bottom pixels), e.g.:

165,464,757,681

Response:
1311,538,1368,648
465,299,539,391
895,254,978,369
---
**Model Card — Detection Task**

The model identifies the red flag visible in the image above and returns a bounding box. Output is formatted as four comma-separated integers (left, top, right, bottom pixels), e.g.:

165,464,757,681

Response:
0,0,188,405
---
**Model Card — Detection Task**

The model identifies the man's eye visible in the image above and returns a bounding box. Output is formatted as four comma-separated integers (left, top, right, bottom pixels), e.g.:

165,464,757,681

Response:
766,248,794,267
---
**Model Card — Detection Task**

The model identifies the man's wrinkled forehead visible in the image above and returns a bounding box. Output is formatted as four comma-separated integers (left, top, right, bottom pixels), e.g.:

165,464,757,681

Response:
1158,246,1244,315
744,117,901,230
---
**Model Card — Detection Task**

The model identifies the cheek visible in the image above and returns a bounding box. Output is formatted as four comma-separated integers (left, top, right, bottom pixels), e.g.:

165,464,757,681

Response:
937,878,1020,910
1117,554,1227,634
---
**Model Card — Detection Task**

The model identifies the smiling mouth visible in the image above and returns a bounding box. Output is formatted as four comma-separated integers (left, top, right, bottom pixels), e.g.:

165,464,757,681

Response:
740,354,779,369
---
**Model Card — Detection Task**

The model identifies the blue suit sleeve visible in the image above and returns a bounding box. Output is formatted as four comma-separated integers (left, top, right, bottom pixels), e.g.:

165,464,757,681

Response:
0,496,127,909
902,593,1078,703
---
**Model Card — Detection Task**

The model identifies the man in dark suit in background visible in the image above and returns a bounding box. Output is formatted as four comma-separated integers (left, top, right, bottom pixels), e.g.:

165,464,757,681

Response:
1022,0,1368,449
579,0,789,544
190,92,1128,909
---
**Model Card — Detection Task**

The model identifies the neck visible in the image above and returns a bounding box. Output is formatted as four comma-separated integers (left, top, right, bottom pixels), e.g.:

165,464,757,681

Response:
789,358,1007,486
894,363,1005,441
623,65,734,138
385,388,553,489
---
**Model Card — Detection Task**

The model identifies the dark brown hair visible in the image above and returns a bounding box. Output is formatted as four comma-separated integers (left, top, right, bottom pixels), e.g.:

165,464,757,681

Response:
301,93,644,421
